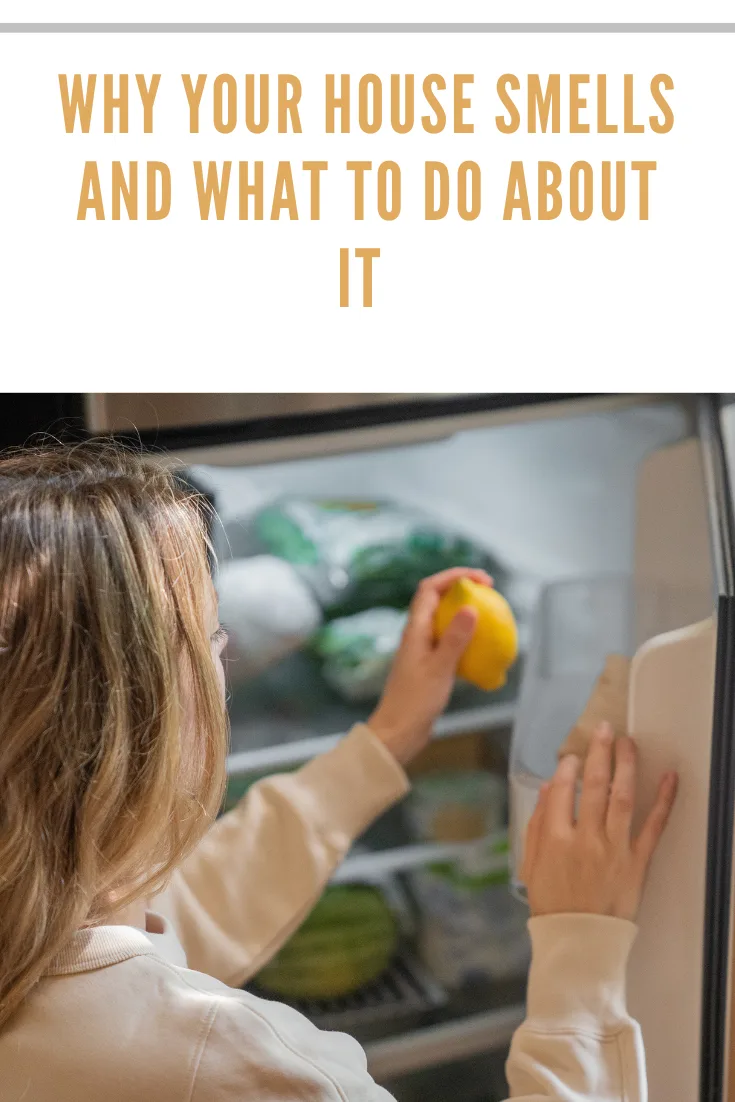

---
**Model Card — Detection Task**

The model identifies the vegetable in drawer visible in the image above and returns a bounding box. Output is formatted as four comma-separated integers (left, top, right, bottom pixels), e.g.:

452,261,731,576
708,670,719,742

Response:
255,884,399,999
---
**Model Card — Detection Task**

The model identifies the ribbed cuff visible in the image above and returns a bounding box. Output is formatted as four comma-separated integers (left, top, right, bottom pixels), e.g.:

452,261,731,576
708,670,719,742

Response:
297,723,410,843
526,913,638,1027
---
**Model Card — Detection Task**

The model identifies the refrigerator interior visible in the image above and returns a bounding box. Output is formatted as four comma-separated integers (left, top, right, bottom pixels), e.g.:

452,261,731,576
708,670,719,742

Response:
179,398,706,1099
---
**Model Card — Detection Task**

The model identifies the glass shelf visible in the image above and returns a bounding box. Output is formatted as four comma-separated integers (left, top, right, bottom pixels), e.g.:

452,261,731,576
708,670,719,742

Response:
226,650,520,777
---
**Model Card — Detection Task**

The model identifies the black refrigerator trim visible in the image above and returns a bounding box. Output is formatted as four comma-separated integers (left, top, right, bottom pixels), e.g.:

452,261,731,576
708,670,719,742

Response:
0,394,87,450
98,393,591,452
698,395,735,1102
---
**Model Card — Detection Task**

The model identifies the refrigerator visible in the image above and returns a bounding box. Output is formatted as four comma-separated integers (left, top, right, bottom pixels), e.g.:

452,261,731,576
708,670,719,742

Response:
13,392,735,1102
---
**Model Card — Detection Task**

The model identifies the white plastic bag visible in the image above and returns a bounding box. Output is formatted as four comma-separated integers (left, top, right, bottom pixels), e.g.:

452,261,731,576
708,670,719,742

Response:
409,838,530,989
216,556,322,683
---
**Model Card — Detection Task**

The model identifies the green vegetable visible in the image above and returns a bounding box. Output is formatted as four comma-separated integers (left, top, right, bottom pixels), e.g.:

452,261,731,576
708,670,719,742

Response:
256,884,398,999
310,608,407,702
252,497,507,619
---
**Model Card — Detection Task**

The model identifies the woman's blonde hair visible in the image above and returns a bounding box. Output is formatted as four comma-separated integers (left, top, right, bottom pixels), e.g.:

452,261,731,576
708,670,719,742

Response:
0,441,227,1028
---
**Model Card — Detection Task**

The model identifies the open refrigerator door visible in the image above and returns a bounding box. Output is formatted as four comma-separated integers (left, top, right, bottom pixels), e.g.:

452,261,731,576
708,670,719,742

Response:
626,424,719,1102
508,404,735,1102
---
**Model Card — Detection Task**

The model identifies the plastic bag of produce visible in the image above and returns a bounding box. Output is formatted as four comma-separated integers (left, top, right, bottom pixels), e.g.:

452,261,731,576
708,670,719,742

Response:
409,836,530,989
216,556,323,684
255,883,400,1000
311,608,407,702
250,496,508,618
406,770,508,844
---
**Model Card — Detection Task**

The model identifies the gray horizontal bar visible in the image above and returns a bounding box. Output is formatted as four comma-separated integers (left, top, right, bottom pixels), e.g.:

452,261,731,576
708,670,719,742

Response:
226,700,516,776
1,23,734,33
365,1004,526,1080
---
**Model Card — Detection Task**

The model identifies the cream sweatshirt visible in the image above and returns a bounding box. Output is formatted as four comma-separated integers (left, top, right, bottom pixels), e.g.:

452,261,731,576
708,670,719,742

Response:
0,725,646,1102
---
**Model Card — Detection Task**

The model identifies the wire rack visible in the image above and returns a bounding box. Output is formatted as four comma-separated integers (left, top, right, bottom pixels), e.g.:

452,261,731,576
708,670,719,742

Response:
250,950,447,1033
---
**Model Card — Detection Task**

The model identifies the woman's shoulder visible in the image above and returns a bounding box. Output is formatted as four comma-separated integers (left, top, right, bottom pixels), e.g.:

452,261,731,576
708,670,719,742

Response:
1,950,222,1102
128,953,388,1101
4,924,389,1102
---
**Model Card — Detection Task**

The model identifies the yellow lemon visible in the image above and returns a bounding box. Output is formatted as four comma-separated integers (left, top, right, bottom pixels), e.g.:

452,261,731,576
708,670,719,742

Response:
434,578,518,691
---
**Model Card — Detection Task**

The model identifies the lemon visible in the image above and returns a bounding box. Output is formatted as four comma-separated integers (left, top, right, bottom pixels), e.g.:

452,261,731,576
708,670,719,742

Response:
434,578,518,691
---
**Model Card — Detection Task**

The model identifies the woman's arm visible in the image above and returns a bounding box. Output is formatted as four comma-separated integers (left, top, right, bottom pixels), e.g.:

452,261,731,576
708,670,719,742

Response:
156,567,488,985
191,914,646,1102
192,727,672,1102
154,723,407,985
504,724,677,1100
506,914,645,1101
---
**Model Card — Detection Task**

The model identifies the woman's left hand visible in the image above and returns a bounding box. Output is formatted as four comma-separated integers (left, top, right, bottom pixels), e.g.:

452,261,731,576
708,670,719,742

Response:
522,725,678,921
367,567,491,766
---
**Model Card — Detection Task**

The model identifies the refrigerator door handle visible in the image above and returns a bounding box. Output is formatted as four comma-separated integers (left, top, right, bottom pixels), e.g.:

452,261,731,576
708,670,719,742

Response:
701,599,735,1102
697,395,735,600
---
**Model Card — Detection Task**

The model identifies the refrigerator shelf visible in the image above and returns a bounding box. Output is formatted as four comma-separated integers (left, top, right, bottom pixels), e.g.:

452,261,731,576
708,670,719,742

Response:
331,829,509,884
250,950,448,1035
365,1003,525,1081
226,701,517,777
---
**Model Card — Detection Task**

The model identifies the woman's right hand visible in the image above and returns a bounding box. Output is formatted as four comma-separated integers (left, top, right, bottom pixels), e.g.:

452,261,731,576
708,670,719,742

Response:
522,723,679,922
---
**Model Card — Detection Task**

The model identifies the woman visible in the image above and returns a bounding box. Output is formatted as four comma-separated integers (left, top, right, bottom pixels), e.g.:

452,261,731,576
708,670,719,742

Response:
0,443,677,1101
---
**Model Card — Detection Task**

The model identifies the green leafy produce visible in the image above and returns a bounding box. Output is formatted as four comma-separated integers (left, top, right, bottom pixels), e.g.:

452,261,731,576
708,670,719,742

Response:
256,884,399,999
310,608,407,702
252,497,507,619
